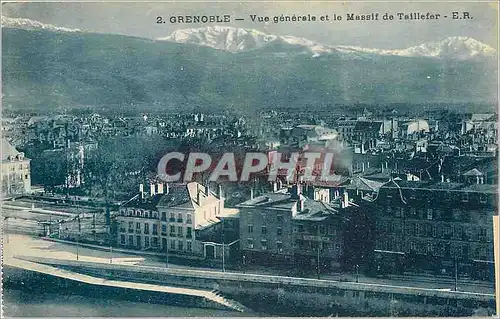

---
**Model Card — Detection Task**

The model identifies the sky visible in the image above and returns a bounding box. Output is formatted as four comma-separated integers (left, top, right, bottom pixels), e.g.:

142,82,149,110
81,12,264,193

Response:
1,1,498,49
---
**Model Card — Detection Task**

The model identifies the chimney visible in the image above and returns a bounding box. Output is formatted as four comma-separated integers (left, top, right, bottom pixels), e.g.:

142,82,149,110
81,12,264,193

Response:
157,183,164,194
165,183,170,195
367,162,370,168
206,183,210,196
219,184,224,199
476,176,480,184
250,187,254,200
273,181,278,192
441,175,445,183
362,162,365,172
139,184,144,199
342,191,349,208
197,184,201,204
150,183,156,196
298,196,305,212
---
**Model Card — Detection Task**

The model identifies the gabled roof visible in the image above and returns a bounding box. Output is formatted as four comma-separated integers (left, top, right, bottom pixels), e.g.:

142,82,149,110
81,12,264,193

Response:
462,168,484,176
1,138,21,161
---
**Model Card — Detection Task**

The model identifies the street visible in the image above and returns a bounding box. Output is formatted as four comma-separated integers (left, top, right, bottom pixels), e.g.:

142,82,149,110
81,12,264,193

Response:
2,233,495,295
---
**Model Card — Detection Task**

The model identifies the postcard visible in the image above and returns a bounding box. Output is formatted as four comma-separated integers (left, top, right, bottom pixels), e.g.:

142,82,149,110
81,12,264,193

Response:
1,1,499,317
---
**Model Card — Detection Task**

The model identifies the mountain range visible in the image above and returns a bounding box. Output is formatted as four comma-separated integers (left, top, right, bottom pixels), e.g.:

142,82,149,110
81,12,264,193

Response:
160,25,497,60
2,16,498,114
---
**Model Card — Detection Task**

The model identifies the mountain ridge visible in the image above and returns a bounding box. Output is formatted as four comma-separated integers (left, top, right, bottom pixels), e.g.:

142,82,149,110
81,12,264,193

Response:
1,18,498,113
2,16,496,60
159,25,497,60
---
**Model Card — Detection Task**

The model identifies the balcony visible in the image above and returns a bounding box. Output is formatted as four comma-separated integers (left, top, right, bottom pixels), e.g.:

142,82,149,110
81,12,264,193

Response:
177,219,183,223
169,218,176,222
128,229,134,233
135,229,141,234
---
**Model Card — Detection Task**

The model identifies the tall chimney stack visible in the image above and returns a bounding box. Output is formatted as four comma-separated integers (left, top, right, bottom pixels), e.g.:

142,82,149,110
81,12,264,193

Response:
139,184,144,199
166,183,170,195
342,191,349,208
218,184,223,199
150,183,156,196
157,183,164,194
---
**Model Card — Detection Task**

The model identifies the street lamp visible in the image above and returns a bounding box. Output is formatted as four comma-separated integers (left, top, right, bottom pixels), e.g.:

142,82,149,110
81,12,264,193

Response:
356,264,360,283
242,255,246,274
316,225,321,280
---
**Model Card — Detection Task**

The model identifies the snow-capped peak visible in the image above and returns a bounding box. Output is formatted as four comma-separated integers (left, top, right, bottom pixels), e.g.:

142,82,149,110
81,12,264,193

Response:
159,26,496,60
1,16,82,33
392,36,497,59
158,25,334,55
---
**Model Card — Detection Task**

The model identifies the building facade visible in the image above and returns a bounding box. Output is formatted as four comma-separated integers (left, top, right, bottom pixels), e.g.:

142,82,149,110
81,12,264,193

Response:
368,179,497,280
116,182,233,260
1,138,31,197
238,185,349,270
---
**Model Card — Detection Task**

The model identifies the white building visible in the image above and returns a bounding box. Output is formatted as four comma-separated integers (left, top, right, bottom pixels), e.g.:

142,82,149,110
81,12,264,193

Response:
1,138,31,197
116,182,233,259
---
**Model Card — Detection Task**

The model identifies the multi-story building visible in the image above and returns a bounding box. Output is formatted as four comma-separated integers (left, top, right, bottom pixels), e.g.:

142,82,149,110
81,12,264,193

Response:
237,184,350,270
116,182,236,260
367,178,497,280
1,138,31,197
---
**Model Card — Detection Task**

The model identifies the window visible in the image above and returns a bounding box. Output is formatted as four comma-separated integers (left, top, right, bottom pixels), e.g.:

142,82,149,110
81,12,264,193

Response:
461,192,469,202
261,226,267,235
277,215,283,222
187,241,192,252
177,213,183,223
248,225,254,233
298,224,304,232
276,241,283,252
136,222,141,229
153,237,158,247
410,208,417,216
178,241,184,251
187,214,192,223
171,239,176,250
186,227,192,238
161,224,167,233
261,239,268,250
128,235,133,245
170,213,175,222
479,194,487,203
161,212,167,221
144,236,150,247
120,234,125,244
247,238,254,249
152,212,158,219
144,223,150,234
178,226,183,237
152,224,158,235
277,227,283,236
427,209,433,220
170,225,175,236
128,222,134,232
